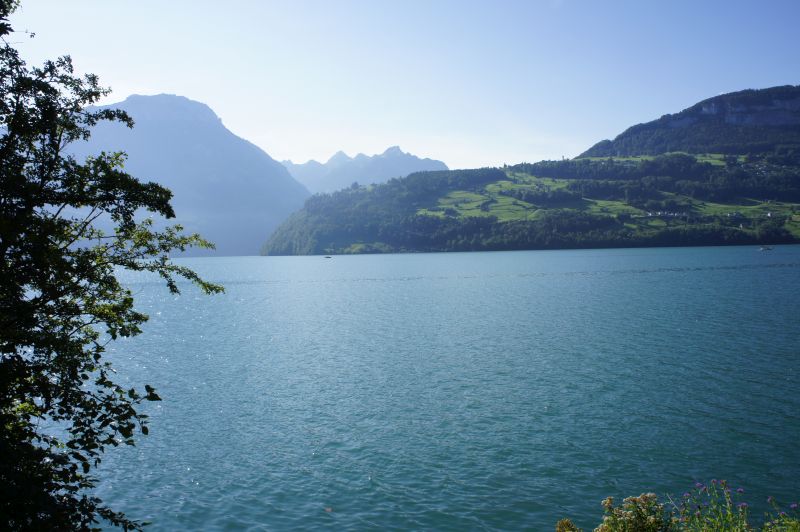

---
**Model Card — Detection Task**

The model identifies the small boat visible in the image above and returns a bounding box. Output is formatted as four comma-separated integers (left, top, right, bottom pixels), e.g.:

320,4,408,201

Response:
324,256,332,259
759,246,773,251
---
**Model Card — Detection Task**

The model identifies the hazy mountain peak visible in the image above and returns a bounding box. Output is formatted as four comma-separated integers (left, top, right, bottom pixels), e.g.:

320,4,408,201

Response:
115,93,222,125
283,146,449,193
327,150,352,164
283,158,324,167
382,146,404,156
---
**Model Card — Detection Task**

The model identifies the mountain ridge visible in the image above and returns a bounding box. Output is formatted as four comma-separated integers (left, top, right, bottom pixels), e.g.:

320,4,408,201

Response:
581,85,800,157
72,93,310,256
283,146,448,193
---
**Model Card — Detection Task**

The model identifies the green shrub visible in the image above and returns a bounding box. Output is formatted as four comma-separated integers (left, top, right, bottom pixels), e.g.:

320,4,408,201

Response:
556,481,800,532
762,496,800,532
672,480,750,531
556,517,582,531
595,493,676,532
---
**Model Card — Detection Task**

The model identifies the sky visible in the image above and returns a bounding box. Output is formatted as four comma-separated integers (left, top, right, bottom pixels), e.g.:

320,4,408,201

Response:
8,0,800,169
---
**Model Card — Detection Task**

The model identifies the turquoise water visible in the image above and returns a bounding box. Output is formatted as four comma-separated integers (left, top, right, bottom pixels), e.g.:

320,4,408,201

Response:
98,246,800,530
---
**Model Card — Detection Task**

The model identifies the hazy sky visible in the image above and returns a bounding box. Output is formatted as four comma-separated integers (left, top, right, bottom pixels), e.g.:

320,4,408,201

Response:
9,0,800,169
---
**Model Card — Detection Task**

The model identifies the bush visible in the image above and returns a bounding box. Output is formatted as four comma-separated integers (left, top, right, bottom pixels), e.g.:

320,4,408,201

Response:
557,517,582,531
556,481,800,532
595,493,675,532
672,480,750,531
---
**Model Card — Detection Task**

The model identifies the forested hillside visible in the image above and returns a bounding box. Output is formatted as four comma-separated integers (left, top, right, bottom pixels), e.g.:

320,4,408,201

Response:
581,85,800,157
262,153,800,255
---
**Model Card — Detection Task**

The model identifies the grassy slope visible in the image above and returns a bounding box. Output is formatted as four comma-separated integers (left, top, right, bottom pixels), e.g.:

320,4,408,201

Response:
579,153,744,166
412,154,800,241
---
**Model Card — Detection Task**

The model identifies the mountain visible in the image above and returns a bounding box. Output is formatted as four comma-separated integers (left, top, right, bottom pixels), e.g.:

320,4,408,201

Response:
581,85,800,157
282,146,448,193
263,87,800,256
70,94,310,256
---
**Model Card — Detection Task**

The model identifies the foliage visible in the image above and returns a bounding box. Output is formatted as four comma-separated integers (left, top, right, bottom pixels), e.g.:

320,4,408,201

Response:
672,480,751,531
557,517,583,532
556,482,800,532
0,3,222,529
512,153,714,183
595,494,675,532
673,481,800,532
763,505,800,532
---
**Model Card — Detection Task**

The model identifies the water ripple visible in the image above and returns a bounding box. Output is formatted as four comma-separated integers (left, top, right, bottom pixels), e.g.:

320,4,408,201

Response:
98,245,800,530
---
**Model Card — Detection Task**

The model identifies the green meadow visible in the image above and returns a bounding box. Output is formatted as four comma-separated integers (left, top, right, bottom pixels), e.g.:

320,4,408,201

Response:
415,164,800,239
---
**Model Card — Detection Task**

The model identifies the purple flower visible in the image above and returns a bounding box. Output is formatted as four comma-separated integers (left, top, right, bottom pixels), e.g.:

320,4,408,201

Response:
768,496,774,503
780,512,787,517
711,479,717,484
737,488,745,494
683,492,691,498
790,503,798,510
737,502,748,509
695,482,704,489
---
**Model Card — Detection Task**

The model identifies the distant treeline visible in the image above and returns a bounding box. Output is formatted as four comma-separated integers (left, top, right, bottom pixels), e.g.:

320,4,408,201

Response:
509,153,800,204
583,123,800,157
265,207,793,256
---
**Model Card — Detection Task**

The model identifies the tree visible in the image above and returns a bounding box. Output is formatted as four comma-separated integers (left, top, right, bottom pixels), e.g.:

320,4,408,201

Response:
0,2,223,529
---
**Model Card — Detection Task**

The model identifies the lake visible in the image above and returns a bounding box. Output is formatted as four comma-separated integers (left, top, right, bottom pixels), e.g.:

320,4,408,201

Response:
98,245,800,530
